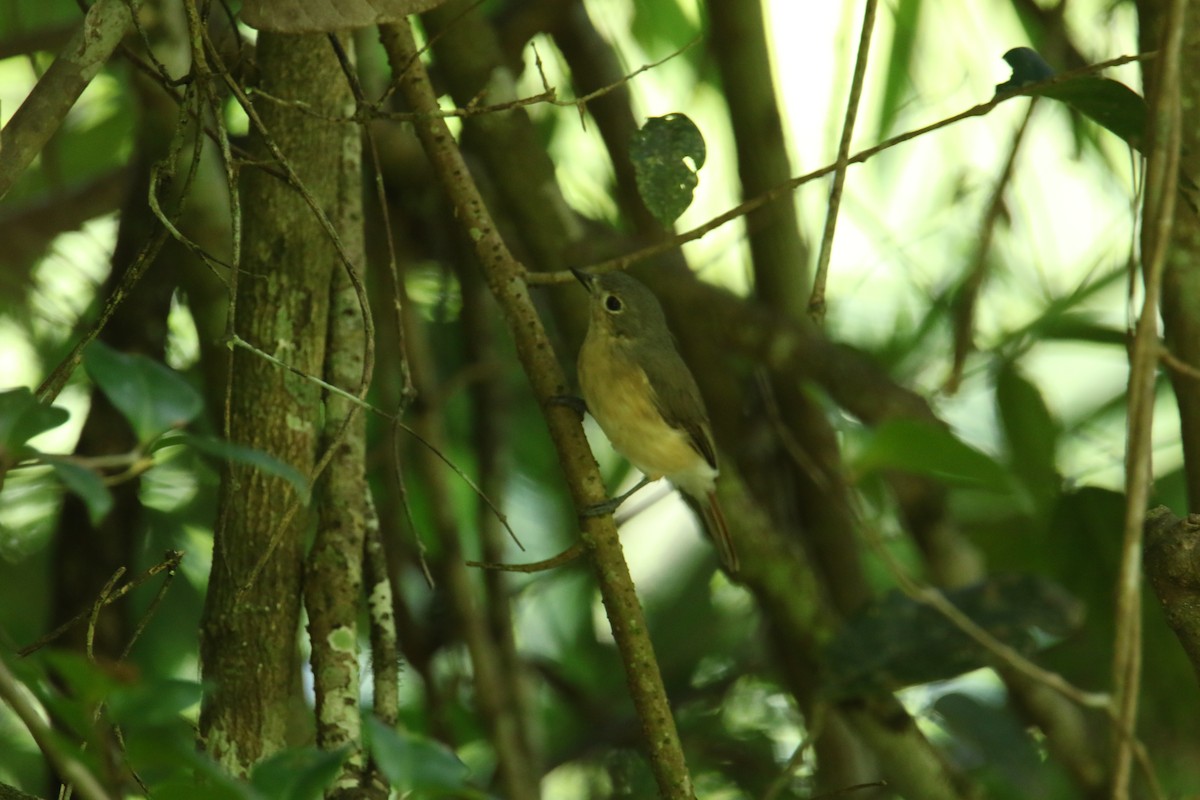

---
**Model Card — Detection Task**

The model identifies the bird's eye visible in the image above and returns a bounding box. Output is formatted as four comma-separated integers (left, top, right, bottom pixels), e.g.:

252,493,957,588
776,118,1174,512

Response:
604,294,623,313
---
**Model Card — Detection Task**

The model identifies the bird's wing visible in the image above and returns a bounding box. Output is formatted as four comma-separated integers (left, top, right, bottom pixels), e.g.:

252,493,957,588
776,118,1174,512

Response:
638,344,718,471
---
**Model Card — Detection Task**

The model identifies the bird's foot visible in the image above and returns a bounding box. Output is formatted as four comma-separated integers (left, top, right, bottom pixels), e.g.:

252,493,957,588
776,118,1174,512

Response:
578,476,653,517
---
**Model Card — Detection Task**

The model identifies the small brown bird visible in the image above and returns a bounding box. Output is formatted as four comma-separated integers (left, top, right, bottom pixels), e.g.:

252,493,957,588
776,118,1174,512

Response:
573,269,738,574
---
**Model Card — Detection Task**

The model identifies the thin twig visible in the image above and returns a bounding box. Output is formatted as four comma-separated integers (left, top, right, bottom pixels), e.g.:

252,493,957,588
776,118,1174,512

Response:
224,333,520,552
196,26,378,599
944,101,1037,393
1111,1,1184,795
1159,344,1200,380
85,568,125,662
119,560,179,660
34,1,214,404
863,520,1109,709
863,518,1166,797
17,551,184,657
379,17,696,798
466,542,586,573
525,51,1156,286
808,0,878,324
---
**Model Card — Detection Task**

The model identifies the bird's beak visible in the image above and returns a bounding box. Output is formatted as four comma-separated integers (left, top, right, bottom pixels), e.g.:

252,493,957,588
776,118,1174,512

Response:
570,268,595,293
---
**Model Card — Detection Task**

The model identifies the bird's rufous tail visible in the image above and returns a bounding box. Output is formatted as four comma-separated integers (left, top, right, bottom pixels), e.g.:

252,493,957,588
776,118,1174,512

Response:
702,491,739,575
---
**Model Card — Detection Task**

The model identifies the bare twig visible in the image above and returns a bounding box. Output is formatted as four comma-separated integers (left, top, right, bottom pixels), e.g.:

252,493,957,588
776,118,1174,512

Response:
34,2,216,405
18,551,185,657
378,16,697,798
466,542,586,572
863,518,1166,797
808,0,878,324
85,568,125,662
866,520,1110,709
525,51,1156,286
1159,344,1200,380
223,333,519,551
944,101,1036,393
251,34,698,126
1111,1,1184,795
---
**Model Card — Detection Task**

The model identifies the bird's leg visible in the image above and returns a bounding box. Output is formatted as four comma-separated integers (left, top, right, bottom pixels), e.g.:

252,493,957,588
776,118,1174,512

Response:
578,476,655,518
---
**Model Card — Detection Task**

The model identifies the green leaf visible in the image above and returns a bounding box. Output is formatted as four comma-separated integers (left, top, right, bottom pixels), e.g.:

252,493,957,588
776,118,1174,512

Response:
108,679,204,729
876,0,922,139
996,48,1147,153
995,362,1059,510
49,461,113,525
1039,77,1147,153
630,113,706,226
83,342,203,443
145,780,256,800
822,575,1084,698
852,419,1012,491
158,432,310,502
251,747,349,800
365,716,482,796
1036,312,1126,346
630,0,701,59
24,650,119,741
933,692,1073,796
0,387,70,459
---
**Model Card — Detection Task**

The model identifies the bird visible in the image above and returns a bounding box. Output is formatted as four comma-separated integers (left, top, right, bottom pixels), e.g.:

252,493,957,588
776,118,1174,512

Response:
572,268,738,574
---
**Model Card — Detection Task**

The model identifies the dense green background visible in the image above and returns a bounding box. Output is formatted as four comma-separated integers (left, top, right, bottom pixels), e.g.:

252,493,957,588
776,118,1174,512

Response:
1,0,1197,798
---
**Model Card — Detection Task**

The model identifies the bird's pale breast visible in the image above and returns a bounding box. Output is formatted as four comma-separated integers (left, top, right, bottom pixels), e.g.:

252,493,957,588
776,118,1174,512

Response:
579,333,716,496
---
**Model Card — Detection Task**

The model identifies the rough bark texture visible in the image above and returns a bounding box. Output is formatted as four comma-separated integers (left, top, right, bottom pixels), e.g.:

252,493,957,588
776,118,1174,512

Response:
199,32,344,774
304,35,376,799
707,0,810,312
384,8,698,796
1158,6,1200,512
1146,508,1200,686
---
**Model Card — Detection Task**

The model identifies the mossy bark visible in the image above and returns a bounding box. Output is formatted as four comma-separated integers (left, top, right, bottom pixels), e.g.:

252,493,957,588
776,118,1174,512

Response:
199,32,345,774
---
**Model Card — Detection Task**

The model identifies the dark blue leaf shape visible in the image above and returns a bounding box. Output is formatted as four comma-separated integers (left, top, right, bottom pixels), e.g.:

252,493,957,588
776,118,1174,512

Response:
995,48,1147,153
822,574,1084,698
995,47,1055,93
630,113,706,226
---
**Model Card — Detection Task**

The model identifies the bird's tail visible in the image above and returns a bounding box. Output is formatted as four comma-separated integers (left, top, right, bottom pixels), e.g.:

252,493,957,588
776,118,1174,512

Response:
701,491,739,575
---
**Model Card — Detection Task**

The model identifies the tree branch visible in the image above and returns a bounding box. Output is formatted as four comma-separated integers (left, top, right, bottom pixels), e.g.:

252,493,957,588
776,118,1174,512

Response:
808,0,878,323
1145,506,1200,685
1112,0,1184,794
0,0,135,201
378,16,697,800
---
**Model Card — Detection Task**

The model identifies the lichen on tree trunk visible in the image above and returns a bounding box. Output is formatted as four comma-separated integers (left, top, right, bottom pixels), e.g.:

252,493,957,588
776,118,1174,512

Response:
199,31,347,774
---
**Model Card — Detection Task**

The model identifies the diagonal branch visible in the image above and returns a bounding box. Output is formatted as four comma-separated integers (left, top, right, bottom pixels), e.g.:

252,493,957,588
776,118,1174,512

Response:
378,17,697,800
0,0,136,201
1111,0,1184,794
808,0,879,324
525,50,1156,286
